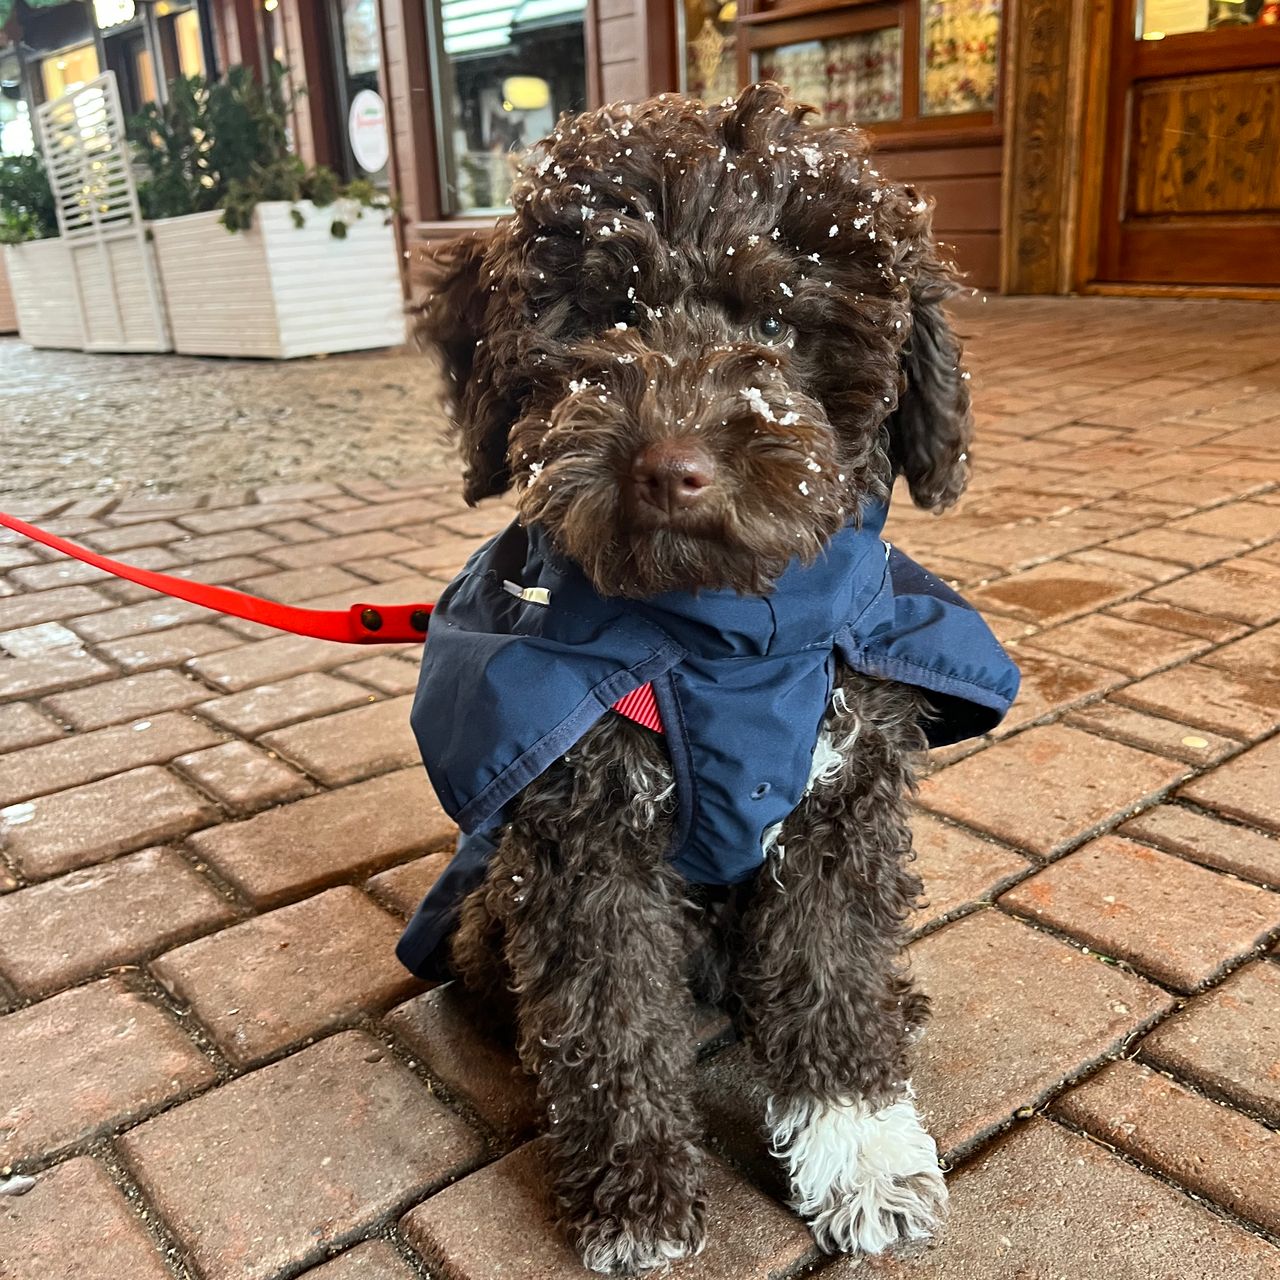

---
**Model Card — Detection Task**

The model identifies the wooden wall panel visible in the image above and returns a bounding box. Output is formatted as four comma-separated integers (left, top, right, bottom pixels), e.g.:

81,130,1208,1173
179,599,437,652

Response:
1129,70,1280,217
879,144,1003,288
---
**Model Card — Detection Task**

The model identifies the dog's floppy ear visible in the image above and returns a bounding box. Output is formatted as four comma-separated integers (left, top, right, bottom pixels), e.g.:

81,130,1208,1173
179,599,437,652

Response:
411,232,516,505
884,192,973,513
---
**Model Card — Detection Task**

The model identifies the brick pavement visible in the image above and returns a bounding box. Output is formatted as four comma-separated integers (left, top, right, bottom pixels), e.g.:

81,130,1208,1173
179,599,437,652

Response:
0,296,1278,1278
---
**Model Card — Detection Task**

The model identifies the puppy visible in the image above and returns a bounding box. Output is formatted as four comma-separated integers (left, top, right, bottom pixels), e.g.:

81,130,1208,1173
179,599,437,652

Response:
402,82,1018,1275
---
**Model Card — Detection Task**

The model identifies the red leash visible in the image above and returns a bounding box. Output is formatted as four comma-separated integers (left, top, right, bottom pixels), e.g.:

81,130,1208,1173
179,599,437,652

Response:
0,511,433,644
0,509,665,731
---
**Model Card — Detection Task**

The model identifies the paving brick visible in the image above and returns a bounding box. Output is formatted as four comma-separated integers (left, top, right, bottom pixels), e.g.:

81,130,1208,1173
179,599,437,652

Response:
241,563,369,603
196,670,372,735
1146,558,1280,626
264,518,328,544
342,556,409,582
391,540,484,579
188,633,374,692
1197,620,1280,682
0,650,114,700
43,669,210,731
300,576,438,612
1174,499,1280,545
906,911,1173,1157
1180,735,1280,833
0,711,221,807
401,1141,813,1280
99,554,277,603
1106,599,1248,642
174,740,313,813
1140,963,1280,1124
119,1031,484,1280
436,507,515,540
84,520,187,551
301,1240,418,1279
1069,546,1185,584
257,481,343,503
367,849,452,916
0,543,42,570
918,724,1187,859
830,1118,1280,1280
1,766,219,880
1053,1059,1280,1235
313,499,439,535
262,695,417,786
188,768,454,907
1,620,88,657
386,985,537,1143
0,977,214,1164
1110,662,1280,741
0,584,115,629
1120,804,1280,887
177,501,322,534
1003,646,1124,727
0,846,236,998
338,654,422,695
1024,613,1210,678
262,531,420,570
96,622,242,673
1063,702,1239,766
0,1157,171,1280
967,561,1147,626
1001,835,1280,991
154,888,419,1066
68,596,217,643
910,813,1029,930
1102,526,1245,566
0,702,62,752
171,528,283,562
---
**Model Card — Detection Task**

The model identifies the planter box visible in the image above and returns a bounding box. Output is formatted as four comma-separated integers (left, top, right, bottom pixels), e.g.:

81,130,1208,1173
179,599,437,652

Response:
3,239,84,350
0,252,16,334
149,200,406,359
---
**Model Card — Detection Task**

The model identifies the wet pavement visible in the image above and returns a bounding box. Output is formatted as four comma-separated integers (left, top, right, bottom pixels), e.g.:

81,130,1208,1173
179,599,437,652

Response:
1,297,1279,1279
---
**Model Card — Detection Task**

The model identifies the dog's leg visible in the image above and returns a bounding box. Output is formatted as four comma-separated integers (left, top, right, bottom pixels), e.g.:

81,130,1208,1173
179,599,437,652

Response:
735,671,946,1258
500,716,706,1275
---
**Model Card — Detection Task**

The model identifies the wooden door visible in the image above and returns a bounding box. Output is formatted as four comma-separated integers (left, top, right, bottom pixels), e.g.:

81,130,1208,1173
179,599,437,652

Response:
1093,1,1280,288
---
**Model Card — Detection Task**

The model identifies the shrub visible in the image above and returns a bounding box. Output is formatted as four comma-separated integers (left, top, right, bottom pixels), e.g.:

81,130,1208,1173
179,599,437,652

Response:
0,153,57,245
130,67,390,236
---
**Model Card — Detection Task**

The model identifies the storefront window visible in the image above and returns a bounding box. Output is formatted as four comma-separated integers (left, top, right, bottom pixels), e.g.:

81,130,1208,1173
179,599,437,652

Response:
755,27,903,125
171,8,206,77
920,0,1001,116
41,43,101,101
681,0,737,103
1139,0,1275,36
330,0,390,183
430,0,588,213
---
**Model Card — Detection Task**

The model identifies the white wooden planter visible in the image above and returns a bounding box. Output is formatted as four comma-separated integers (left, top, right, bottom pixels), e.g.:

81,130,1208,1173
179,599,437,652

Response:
0,252,17,334
149,200,406,359
3,239,84,350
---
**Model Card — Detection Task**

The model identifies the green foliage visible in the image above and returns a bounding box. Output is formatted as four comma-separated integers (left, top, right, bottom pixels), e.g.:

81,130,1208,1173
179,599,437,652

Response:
129,66,389,235
0,153,57,245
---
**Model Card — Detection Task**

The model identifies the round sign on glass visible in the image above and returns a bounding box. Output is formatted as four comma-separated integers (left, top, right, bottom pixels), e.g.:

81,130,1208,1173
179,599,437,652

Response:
348,89,389,174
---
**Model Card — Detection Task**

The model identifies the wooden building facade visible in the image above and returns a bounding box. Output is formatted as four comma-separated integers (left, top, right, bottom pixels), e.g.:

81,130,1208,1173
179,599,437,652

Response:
4,0,1277,295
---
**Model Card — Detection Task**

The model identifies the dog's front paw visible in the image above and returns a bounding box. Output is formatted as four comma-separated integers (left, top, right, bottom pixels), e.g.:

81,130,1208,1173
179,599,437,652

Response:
566,1152,707,1276
575,1211,706,1276
767,1089,947,1257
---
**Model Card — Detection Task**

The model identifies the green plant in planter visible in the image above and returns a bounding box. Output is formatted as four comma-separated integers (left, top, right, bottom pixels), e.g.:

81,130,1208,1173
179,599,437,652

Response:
0,153,57,245
131,66,391,238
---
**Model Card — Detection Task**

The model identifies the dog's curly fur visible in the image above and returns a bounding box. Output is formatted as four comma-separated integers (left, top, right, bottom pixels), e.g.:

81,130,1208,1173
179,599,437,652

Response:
412,82,973,1274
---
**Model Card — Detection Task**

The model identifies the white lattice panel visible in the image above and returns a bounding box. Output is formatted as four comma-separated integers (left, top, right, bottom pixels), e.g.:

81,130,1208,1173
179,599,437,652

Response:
34,72,169,353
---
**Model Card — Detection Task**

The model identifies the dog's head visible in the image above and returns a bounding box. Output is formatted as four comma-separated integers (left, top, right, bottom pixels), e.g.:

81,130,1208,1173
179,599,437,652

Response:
415,82,972,598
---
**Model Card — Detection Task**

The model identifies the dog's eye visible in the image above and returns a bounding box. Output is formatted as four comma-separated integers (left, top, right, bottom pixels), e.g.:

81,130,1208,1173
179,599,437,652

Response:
752,315,792,345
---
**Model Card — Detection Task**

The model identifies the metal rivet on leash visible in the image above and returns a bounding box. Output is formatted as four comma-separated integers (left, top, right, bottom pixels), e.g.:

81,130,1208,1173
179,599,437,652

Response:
361,607,383,631
411,609,431,633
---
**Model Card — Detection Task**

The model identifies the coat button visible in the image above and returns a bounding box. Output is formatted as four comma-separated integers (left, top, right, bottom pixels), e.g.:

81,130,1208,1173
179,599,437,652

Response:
751,783,771,799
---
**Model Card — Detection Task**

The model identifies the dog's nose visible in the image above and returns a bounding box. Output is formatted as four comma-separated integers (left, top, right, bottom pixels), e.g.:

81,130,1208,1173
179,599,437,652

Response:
630,441,716,513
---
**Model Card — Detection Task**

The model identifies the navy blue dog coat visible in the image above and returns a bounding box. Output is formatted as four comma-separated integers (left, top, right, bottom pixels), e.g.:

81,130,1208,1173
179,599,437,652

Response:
397,501,1019,979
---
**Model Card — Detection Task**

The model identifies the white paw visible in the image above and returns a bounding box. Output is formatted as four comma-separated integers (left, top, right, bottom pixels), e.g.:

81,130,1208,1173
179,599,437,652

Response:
767,1088,948,1256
